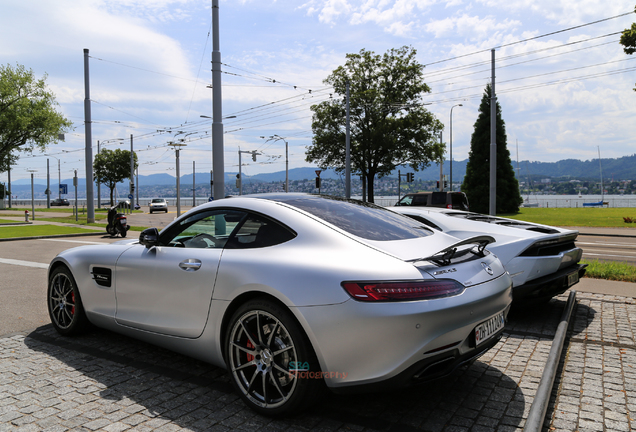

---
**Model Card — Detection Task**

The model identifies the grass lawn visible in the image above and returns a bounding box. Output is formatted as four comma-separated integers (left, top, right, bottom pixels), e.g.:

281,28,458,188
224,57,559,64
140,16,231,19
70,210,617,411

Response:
0,219,21,224
582,260,636,283
0,225,102,239
500,207,636,228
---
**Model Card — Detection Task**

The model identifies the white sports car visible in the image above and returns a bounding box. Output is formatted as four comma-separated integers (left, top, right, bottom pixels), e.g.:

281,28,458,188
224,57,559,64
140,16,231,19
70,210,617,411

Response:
48,194,512,415
388,206,587,304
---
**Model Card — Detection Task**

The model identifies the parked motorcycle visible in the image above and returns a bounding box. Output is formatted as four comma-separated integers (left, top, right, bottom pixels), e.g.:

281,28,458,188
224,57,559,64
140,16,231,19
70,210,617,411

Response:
106,207,130,237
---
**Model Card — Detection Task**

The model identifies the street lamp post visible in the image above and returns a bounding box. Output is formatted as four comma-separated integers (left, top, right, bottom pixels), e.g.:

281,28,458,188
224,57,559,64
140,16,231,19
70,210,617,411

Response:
450,104,463,192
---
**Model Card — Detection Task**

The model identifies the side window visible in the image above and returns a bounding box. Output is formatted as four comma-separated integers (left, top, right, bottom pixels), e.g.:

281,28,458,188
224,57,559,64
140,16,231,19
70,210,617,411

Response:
159,210,247,248
412,195,428,206
397,195,413,206
225,214,296,249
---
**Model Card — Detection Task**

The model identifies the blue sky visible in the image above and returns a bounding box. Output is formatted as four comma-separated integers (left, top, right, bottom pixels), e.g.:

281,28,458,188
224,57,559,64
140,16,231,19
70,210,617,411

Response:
1,0,635,183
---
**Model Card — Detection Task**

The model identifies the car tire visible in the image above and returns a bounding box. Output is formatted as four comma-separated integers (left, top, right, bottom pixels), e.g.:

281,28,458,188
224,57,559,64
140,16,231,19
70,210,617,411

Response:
225,298,324,416
47,267,90,336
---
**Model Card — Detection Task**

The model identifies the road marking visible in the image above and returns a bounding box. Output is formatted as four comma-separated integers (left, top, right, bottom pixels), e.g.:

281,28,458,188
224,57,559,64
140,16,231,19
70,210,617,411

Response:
0,258,48,269
40,239,105,245
578,241,636,248
582,252,635,258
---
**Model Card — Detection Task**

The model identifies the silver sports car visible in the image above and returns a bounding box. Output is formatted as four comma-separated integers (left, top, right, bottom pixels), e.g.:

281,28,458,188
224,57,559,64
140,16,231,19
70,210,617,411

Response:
48,194,512,416
388,206,587,304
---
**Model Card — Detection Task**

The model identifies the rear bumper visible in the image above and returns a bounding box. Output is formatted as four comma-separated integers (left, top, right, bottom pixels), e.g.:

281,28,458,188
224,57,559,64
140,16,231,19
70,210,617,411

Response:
331,323,505,394
512,263,588,302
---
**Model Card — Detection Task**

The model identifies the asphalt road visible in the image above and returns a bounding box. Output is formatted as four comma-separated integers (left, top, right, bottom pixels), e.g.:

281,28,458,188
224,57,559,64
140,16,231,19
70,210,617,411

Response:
578,233,636,264
0,235,121,336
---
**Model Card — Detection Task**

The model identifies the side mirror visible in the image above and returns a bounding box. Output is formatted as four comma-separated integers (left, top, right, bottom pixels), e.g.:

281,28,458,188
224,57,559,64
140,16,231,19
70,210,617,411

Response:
139,227,160,248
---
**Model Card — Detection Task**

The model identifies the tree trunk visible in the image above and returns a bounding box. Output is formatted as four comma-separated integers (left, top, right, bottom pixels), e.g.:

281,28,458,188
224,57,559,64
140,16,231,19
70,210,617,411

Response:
367,173,375,203
109,186,115,207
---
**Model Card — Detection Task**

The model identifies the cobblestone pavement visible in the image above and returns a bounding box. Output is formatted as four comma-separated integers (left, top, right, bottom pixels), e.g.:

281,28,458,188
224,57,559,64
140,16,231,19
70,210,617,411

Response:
1,291,634,432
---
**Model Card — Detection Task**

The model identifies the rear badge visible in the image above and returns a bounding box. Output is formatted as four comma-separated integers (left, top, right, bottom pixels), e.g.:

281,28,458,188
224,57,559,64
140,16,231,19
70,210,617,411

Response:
481,262,494,275
433,268,457,276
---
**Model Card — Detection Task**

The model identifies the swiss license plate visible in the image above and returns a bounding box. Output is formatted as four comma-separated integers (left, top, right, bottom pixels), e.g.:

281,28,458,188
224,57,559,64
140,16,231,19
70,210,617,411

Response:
567,271,579,287
475,312,505,346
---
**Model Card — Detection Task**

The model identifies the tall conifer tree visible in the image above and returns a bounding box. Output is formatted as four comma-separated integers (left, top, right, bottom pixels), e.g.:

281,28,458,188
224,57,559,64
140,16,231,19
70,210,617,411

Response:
462,84,522,214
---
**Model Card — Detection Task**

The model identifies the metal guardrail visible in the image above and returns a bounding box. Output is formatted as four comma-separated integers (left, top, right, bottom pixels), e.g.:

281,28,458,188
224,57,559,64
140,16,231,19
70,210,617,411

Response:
523,290,577,432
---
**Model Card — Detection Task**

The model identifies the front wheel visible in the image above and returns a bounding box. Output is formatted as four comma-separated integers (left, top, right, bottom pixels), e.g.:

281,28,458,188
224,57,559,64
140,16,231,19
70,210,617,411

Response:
47,267,90,335
225,298,324,416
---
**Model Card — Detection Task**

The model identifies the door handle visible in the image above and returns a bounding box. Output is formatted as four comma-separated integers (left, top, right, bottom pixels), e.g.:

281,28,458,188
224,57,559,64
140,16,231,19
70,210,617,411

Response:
179,259,202,271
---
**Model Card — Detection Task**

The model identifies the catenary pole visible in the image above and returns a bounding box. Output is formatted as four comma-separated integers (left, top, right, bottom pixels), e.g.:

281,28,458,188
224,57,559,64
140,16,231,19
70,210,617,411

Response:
130,134,134,214
211,0,225,200
489,49,497,216
83,48,95,223
345,81,351,199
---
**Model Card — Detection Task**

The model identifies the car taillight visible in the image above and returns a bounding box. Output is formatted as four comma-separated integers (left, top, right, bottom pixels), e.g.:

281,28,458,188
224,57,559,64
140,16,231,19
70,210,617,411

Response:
341,280,465,302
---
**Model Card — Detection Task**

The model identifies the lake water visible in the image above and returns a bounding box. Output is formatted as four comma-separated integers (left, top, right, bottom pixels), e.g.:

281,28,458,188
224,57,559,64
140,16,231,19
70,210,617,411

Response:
372,195,636,208
7,194,636,209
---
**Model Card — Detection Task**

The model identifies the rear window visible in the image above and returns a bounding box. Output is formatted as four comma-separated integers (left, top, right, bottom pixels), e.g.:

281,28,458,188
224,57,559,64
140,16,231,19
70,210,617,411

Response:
451,193,469,210
273,195,433,241
430,192,447,206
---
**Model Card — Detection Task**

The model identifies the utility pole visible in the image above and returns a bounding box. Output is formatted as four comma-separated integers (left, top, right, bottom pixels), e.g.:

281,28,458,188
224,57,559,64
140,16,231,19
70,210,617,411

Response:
169,142,186,216
192,161,196,207
74,170,78,222
27,170,37,220
46,159,51,208
489,49,497,216
439,132,444,192
345,81,351,198
83,48,95,223
97,141,101,209
130,134,135,214
211,0,225,201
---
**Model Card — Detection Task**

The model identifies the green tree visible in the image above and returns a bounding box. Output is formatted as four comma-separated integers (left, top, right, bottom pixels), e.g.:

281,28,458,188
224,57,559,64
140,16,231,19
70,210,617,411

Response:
620,6,636,91
94,149,138,206
306,46,444,202
462,84,522,214
0,63,72,172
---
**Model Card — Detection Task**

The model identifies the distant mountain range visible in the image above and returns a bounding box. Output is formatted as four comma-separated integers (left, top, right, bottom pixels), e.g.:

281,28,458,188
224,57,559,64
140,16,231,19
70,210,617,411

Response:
8,154,635,191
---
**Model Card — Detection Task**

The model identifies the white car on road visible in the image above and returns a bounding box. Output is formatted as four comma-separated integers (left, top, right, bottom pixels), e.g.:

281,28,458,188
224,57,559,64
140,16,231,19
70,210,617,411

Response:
388,206,587,304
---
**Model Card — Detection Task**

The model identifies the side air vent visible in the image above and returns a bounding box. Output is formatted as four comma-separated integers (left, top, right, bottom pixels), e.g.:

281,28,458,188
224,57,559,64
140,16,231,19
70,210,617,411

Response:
91,267,112,287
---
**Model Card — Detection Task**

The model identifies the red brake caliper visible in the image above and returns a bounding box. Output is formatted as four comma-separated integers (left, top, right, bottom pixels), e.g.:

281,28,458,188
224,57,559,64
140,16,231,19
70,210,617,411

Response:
71,292,75,315
246,339,254,362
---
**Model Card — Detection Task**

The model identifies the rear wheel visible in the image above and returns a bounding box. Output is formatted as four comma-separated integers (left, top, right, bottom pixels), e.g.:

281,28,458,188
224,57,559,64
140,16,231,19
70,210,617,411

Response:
47,267,90,335
225,298,323,416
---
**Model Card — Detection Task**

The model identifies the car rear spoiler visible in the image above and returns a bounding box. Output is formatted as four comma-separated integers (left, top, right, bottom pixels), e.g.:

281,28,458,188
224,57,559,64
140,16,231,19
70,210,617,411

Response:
407,235,496,266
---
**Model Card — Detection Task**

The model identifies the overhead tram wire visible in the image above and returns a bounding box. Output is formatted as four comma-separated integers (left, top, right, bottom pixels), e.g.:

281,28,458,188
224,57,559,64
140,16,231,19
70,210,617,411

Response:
425,57,636,97
184,23,212,124
422,10,635,68
420,64,636,107
423,35,623,84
